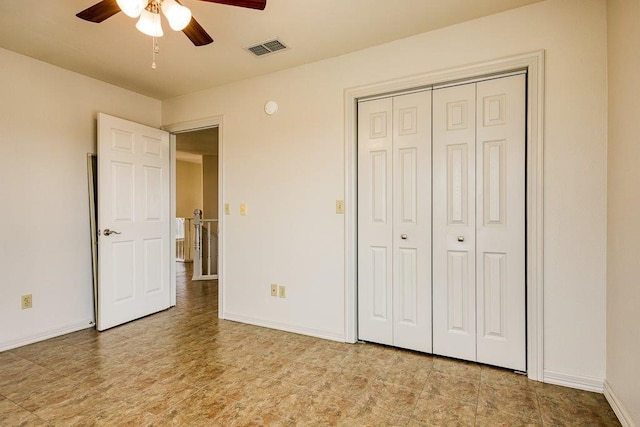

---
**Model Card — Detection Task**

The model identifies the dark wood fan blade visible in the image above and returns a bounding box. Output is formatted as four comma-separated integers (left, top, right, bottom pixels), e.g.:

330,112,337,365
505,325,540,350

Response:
182,17,214,46
197,0,266,10
76,0,121,23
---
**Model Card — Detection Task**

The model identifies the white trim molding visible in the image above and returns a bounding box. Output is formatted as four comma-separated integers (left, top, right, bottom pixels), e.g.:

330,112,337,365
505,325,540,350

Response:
223,312,346,343
604,381,636,427
170,134,177,307
343,50,545,381
0,320,93,352
543,370,604,393
163,115,225,319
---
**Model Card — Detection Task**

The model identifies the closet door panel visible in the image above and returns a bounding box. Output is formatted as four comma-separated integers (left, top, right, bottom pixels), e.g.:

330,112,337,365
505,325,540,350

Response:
392,90,432,353
476,75,526,371
432,83,477,361
358,98,394,345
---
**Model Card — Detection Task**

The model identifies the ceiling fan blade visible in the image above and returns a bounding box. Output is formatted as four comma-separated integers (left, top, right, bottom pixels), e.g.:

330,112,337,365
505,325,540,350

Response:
197,0,267,10
76,0,121,23
182,17,214,46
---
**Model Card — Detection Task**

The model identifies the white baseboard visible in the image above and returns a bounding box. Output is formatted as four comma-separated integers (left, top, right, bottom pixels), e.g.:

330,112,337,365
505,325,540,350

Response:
0,320,94,352
543,369,604,393
222,312,346,343
604,380,636,427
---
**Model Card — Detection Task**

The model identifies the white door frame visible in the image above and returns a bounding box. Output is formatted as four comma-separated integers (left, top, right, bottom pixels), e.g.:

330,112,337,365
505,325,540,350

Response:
344,51,545,381
163,116,225,317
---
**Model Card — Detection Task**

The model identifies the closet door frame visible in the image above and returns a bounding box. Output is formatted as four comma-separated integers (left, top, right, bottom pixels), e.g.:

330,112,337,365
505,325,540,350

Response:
344,51,545,381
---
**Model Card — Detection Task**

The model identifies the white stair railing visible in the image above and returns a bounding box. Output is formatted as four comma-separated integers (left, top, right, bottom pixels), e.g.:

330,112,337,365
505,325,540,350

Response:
175,217,194,262
193,209,218,281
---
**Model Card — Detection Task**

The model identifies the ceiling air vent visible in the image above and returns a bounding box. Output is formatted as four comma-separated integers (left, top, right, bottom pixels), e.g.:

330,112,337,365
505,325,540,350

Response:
246,39,288,57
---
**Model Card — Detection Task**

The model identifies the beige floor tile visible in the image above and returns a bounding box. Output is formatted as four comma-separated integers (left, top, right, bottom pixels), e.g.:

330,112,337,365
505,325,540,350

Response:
477,381,541,421
480,365,534,390
323,370,372,401
33,390,122,422
537,392,621,426
287,388,358,425
124,375,200,415
359,379,421,415
410,392,476,426
159,389,236,426
89,403,161,426
475,405,543,426
432,357,482,381
274,362,332,389
3,375,89,413
213,398,284,427
374,362,432,391
0,397,49,426
0,263,621,426
252,380,318,419
422,370,480,405
0,358,65,395
340,402,411,427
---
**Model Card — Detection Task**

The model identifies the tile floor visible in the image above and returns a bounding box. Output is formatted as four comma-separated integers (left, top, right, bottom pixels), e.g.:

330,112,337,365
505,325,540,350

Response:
1,264,620,426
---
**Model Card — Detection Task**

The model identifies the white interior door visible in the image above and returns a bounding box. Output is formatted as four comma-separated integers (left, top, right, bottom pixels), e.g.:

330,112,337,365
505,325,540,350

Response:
358,91,432,353
391,92,432,352
475,75,526,370
358,97,394,345
432,82,478,361
432,75,526,371
97,113,171,331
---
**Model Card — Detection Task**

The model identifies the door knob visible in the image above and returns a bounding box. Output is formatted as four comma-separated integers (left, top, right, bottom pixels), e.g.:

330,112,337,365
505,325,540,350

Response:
457,236,465,242
401,234,408,240
103,229,121,236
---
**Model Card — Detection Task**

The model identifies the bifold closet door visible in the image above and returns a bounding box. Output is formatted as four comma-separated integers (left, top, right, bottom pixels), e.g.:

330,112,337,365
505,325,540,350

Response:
432,83,478,362
357,91,432,353
432,74,526,371
475,75,526,370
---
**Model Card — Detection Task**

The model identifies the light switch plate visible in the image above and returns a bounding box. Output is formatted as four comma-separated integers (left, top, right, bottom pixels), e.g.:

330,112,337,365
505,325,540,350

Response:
224,203,231,215
240,203,247,216
336,200,345,214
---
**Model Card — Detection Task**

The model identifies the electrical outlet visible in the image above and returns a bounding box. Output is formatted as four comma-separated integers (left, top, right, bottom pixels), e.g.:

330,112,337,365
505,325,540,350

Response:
224,203,231,215
278,285,286,298
21,294,32,309
240,203,247,216
336,200,344,214
270,284,278,297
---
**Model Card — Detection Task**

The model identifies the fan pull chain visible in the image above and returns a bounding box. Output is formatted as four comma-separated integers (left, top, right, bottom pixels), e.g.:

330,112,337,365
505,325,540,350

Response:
151,36,159,70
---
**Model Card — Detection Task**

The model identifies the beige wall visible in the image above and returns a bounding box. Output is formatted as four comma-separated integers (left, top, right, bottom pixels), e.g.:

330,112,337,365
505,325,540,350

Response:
163,0,608,387
606,1,640,423
176,160,203,218
0,47,161,350
202,155,219,220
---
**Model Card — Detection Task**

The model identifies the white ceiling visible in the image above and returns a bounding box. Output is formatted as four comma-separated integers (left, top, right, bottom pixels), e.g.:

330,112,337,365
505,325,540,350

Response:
0,0,544,100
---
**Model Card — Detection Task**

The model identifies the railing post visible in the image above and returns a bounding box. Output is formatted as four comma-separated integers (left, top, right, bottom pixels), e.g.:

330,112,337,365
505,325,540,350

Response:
193,209,203,280
185,218,193,262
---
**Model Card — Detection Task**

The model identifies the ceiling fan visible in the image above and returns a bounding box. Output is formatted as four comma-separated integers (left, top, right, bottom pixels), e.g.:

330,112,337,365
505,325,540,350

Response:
76,0,267,47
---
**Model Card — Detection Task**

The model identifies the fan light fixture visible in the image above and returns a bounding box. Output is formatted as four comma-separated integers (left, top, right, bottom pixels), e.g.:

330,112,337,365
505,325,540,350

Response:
161,0,192,31
117,0,192,35
136,9,164,37
116,0,147,18
116,0,193,69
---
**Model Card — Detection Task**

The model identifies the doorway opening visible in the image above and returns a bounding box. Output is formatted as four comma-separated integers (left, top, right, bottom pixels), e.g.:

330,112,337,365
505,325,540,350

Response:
175,127,219,282
166,115,224,314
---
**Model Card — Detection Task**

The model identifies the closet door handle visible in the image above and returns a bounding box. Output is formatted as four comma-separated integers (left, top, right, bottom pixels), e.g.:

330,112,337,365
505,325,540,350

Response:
401,234,408,240
457,236,465,242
